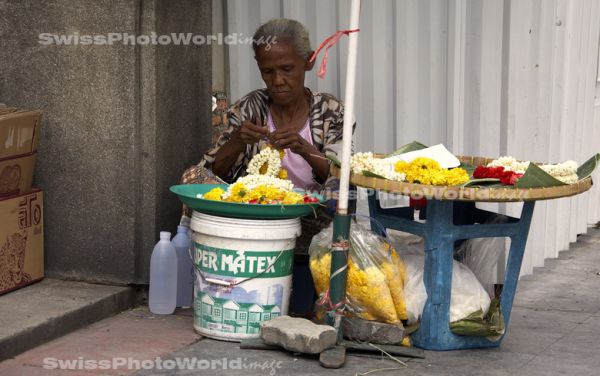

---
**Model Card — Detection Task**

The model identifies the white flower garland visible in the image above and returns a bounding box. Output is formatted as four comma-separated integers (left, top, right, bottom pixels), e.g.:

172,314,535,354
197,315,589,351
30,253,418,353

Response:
351,152,406,181
489,156,579,184
246,147,282,177
540,160,578,184
487,156,530,174
236,174,294,191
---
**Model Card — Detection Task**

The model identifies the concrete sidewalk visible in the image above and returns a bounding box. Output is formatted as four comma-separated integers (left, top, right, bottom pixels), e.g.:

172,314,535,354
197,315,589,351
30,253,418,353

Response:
1,227,599,375
0,279,136,361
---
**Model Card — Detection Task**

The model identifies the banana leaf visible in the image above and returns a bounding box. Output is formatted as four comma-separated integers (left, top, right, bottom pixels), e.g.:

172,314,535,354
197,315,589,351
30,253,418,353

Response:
385,141,428,157
362,170,387,179
326,153,342,167
577,153,600,180
462,178,501,187
459,162,476,176
514,163,566,188
449,298,504,339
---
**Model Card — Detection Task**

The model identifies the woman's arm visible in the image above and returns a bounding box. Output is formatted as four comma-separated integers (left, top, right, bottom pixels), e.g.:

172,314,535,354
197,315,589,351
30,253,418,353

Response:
210,120,268,178
298,144,330,182
211,130,246,178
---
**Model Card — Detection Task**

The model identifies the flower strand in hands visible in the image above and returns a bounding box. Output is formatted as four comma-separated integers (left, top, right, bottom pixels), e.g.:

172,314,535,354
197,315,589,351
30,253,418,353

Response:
268,129,311,156
269,129,330,181
239,118,268,145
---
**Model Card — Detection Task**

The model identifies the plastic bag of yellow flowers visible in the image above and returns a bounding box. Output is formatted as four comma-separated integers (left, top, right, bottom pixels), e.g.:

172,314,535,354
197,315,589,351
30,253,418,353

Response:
309,221,408,325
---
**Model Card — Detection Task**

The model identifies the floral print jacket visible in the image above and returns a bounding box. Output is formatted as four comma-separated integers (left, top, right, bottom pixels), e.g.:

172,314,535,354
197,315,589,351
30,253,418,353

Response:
198,88,355,195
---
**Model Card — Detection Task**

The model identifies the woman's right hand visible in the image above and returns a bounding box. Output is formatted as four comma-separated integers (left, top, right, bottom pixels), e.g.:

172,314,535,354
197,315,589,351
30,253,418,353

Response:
238,118,268,145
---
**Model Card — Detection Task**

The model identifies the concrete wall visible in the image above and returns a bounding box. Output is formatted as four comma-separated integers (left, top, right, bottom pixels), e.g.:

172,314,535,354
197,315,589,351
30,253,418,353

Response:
212,0,227,92
0,0,212,284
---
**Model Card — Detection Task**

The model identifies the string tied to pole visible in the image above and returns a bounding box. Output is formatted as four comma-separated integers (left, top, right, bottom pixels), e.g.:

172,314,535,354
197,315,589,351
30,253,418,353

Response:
309,29,360,79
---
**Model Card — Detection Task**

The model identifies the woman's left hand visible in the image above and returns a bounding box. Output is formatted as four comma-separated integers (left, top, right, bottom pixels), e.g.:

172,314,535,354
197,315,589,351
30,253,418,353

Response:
268,129,313,157
269,129,329,182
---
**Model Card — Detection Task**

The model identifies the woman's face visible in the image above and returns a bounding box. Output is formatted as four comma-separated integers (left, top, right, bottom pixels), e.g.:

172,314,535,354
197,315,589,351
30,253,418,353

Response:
255,39,312,106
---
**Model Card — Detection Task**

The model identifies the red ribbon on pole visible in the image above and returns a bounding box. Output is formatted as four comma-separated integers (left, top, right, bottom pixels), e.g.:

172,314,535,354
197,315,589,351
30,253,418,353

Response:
309,28,360,79
317,287,347,312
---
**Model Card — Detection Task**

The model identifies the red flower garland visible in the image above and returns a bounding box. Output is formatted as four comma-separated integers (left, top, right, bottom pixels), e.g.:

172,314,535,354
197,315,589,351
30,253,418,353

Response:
473,166,523,185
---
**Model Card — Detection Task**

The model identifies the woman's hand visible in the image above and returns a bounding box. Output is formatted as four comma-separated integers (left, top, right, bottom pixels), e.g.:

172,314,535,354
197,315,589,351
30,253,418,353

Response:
268,129,311,156
269,129,330,182
212,119,266,178
239,119,268,145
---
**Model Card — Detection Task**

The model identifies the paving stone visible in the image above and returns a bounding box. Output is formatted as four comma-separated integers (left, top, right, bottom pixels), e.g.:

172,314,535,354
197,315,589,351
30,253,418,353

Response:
260,316,337,354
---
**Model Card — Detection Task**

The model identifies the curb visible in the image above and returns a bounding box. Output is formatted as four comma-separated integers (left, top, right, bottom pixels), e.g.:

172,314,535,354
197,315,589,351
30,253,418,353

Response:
0,279,137,361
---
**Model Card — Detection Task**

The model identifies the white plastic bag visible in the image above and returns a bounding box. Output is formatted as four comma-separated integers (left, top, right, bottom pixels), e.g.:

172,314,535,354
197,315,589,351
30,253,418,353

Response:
403,254,491,324
450,261,491,322
455,216,507,297
403,254,427,325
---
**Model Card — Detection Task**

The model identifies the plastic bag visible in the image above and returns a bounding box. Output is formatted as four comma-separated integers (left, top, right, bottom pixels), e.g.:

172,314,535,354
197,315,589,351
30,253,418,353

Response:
309,221,408,324
402,254,491,325
403,254,428,325
455,216,507,297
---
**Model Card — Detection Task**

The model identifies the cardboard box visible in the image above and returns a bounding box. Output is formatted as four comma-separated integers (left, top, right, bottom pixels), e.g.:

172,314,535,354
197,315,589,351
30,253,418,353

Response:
0,152,36,197
0,189,44,295
0,108,42,159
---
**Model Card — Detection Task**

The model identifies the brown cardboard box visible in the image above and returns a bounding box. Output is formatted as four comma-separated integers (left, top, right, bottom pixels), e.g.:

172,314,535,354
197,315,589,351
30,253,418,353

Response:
0,152,36,197
0,108,42,197
0,189,44,295
0,108,42,159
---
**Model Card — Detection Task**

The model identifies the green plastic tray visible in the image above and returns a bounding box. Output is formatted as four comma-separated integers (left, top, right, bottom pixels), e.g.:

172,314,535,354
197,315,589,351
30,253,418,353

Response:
170,184,326,219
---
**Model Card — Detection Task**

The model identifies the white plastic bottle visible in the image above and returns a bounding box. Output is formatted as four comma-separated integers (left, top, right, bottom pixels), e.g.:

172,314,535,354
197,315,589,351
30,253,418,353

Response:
172,225,193,308
149,231,177,315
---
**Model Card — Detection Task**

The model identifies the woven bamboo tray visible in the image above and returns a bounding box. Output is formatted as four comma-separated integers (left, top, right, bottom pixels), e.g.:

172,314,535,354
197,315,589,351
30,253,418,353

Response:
331,155,593,203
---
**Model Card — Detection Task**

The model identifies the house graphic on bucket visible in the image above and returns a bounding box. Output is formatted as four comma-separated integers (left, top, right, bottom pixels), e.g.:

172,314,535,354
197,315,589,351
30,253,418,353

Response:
197,293,281,334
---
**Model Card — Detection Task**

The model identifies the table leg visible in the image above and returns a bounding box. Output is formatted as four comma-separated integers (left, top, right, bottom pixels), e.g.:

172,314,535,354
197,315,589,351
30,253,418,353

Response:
500,201,535,328
411,200,455,349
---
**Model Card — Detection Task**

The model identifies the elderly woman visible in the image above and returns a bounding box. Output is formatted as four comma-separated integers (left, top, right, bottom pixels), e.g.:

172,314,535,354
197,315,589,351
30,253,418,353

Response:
181,19,354,253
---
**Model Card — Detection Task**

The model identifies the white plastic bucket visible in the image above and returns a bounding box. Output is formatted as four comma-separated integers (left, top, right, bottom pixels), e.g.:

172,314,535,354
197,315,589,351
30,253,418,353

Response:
190,212,301,341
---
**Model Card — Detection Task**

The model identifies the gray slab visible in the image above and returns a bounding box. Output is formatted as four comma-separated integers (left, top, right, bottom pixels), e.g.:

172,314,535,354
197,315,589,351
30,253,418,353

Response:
0,278,135,360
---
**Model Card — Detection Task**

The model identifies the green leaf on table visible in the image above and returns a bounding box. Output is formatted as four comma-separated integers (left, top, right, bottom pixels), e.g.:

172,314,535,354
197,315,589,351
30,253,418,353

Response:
514,163,566,188
385,141,428,157
459,162,476,176
577,153,600,180
362,170,386,179
462,178,501,187
326,153,341,167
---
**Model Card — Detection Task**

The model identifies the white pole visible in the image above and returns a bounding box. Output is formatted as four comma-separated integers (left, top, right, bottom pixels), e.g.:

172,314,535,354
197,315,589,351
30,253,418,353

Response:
337,0,360,215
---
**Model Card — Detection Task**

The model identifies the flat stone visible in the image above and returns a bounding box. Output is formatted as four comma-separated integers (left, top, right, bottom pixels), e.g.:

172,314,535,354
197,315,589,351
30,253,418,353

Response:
319,345,346,369
260,316,337,354
342,316,404,345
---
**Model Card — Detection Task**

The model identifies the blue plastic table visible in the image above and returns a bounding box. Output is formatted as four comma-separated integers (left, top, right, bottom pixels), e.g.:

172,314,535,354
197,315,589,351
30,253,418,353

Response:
368,195,535,350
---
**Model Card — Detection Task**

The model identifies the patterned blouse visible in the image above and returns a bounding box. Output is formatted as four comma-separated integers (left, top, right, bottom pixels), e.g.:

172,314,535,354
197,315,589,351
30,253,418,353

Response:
198,88,354,195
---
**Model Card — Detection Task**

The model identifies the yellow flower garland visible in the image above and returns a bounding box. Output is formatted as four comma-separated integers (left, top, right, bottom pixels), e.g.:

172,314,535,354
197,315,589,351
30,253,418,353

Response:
394,157,469,186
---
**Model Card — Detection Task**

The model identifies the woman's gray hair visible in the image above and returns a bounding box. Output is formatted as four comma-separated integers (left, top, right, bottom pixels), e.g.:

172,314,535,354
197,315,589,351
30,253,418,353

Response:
252,18,312,59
